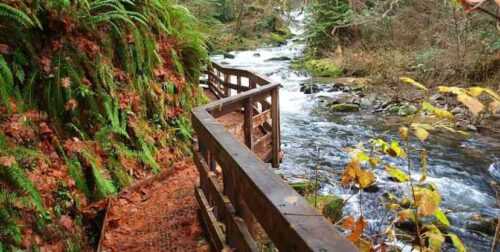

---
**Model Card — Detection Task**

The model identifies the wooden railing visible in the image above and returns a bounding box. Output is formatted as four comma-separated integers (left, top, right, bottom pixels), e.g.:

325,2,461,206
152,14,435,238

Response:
192,62,357,251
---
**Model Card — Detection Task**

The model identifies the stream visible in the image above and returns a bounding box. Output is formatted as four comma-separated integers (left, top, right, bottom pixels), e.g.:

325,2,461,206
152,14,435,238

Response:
211,11,500,251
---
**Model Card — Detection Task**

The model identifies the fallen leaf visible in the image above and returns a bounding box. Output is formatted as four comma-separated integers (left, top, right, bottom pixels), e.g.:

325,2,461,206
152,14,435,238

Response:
347,216,366,242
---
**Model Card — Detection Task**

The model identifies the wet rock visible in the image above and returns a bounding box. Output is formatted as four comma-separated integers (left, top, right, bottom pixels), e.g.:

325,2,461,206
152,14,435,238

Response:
326,93,359,105
223,53,235,59
253,53,261,57
363,184,380,193
360,94,377,109
300,83,320,94
386,103,417,116
220,61,230,65
465,216,497,236
488,161,500,182
265,56,291,61
329,103,360,112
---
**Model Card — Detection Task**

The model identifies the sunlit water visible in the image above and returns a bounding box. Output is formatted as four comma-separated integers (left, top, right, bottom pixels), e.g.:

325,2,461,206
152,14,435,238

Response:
211,11,499,251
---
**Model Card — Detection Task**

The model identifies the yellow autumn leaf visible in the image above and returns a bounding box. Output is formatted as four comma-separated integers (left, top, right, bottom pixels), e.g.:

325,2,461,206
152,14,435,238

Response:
357,169,375,189
457,93,484,116
398,209,416,222
341,160,360,186
413,126,429,142
399,127,409,141
415,187,441,216
422,101,454,119
400,77,428,91
467,86,484,97
438,86,464,95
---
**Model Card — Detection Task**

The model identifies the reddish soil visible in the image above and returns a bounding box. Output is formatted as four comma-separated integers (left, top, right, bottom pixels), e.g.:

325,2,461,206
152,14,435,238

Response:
99,160,210,252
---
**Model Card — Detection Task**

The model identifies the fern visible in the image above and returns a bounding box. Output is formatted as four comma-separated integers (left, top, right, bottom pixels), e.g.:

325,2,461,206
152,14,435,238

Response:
67,158,91,198
137,139,160,173
0,162,44,213
0,191,22,246
81,151,116,199
0,3,35,28
0,55,14,111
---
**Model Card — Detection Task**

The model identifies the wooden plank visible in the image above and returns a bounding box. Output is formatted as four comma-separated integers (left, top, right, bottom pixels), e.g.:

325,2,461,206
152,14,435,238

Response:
194,151,259,252
252,133,272,153
191,109,357,252
195,187,227,251
271,88,280,168
253,110,271,128
205,84,278,118
244,98,253,150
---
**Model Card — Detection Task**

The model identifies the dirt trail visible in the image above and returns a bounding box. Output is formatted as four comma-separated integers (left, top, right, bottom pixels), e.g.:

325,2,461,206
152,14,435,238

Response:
99,161,210,252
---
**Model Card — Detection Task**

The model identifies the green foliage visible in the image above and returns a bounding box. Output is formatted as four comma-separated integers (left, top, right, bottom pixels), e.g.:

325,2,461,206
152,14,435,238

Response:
305,0,352,56
0,191,22,246
0,3,35,28
0,161,44,214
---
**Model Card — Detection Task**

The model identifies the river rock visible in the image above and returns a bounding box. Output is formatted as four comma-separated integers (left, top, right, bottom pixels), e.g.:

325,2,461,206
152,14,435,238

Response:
386,103,417,116
329,103,360,112
300,83,320,94
334,77,370,87
465,216,498,235
488,161,500,182
223,53,235,59
253,53,261,57
265,56,291,61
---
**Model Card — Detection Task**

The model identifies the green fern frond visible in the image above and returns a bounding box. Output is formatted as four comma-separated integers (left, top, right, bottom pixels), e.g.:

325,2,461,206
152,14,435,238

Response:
0,3,35,28
0,161,44,213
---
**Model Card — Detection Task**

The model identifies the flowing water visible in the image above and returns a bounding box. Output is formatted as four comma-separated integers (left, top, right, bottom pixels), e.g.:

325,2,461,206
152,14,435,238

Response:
211,12,500,251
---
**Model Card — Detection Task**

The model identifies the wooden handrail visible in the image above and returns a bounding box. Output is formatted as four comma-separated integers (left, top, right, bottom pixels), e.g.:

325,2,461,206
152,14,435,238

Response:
192,61,357,252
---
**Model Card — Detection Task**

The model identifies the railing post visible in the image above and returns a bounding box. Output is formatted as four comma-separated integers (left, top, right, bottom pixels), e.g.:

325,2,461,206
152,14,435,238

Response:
224,74,230,97
271,87,280,168
237,75,242,94
244,98,253,150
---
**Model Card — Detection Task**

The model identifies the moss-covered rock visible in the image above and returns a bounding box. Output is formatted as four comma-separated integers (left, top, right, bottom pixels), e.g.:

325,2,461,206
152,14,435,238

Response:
304,59,343,77
306,195,344,223
329,103,360,112
270,32,288,45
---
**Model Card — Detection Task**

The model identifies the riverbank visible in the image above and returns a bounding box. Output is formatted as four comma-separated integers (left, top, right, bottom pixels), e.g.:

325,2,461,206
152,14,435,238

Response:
211,10,500,251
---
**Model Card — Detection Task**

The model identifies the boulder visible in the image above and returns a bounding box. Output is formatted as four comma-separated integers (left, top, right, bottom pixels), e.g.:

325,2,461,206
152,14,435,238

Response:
223,53,235,59
329,103,360,112
465,216,497,236
300,83,320,94
386,103,417,116
488,161,500,182
265,56,291,61
253,53,261,57
304,59,343,78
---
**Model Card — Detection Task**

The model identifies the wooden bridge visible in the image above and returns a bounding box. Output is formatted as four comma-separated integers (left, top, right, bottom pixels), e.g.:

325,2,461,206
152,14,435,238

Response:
192,62,357,251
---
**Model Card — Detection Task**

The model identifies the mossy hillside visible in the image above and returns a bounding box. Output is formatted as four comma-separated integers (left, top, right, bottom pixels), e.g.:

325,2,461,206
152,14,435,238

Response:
0,0,207,250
